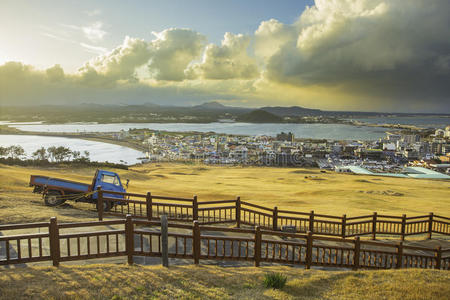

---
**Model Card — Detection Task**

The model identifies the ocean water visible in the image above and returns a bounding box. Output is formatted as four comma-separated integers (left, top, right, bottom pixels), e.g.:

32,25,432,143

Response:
7,122,390,141
0,135,144,165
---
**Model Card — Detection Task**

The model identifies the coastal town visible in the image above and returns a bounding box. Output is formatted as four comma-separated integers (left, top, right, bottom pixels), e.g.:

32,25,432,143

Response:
2,118,449,178
91,125,450,177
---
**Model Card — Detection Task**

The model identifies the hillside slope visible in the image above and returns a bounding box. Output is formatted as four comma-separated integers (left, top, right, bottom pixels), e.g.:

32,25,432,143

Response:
0,163,449,224
1,163,449,299
0,265,448,300
236,109,283,123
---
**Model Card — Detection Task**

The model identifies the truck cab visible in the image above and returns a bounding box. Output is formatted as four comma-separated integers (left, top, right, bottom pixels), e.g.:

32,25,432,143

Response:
91,170,127,200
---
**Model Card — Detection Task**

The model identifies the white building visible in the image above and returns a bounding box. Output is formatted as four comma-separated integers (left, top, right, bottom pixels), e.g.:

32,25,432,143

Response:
386,132,402,142
445,126,450,138
229,146,248,161
383,142,396,151
435,129,445,137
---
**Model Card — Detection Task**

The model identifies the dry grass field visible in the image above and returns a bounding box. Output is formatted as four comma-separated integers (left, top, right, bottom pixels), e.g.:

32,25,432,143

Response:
0,162,449,223
1,163,449,299
1,265,449,300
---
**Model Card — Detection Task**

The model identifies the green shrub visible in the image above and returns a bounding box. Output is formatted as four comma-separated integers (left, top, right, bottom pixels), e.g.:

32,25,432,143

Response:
263,273,287,289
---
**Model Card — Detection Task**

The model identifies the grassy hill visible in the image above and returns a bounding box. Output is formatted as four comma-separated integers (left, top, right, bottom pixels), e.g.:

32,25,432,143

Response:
236,109,283,123
0,163,449,224
0,265,449,300
0,163,449,299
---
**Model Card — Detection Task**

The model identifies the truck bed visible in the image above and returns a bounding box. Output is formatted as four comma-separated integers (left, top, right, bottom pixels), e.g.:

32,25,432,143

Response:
30,175,91,193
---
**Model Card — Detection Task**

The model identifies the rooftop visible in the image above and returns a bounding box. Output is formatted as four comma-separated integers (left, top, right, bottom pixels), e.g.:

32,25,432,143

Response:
337,166,450,179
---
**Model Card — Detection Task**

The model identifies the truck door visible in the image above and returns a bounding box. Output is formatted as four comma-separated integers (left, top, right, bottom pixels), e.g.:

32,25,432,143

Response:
94,171,125,200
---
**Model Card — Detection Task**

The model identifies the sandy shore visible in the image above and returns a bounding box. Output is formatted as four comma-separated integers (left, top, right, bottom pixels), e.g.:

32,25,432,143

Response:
0,131,147,152
351,120,423,131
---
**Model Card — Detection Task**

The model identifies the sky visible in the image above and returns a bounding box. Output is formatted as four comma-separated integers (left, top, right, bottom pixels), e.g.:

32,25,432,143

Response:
0,0,449,113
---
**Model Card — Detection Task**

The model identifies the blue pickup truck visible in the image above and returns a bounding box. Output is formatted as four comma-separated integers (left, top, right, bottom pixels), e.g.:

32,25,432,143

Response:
29,169,128,211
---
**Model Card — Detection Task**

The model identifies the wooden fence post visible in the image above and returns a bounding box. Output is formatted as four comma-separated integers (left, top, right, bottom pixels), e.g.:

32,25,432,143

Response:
428,212,433,239
97,186,103,221
254,226,261,267
342,214,347,238
396,241,403,269
125,214,134,265
161,215,169,267
435,246,441,270
193,195,198,222
372,212,377,240
236,196,241,228
309,210,314,234
49,217,60,267
353,236,360,270
305,231,313,269
401,214,406,241
146,192,152,221
193,220,200,264
272,207,278,231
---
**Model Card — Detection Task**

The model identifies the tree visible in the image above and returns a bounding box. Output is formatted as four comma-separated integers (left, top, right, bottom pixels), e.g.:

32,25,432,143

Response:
13,145,25,159
32,147,47,160
0,146,8,158
83,150,90,161
47,146,57,162
72,150,81,160
8,145,25,159
53,146,71,162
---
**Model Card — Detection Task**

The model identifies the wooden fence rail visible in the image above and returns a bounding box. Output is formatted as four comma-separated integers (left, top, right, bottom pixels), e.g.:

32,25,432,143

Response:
95,188,450,240
1,216,449,270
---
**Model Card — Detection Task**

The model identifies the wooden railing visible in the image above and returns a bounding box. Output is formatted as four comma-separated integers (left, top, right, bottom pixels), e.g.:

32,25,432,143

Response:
197,199,237,225
99,189,195,222
240,201,274,230
1,216,449,270
95,188,450,240
0,222,51,265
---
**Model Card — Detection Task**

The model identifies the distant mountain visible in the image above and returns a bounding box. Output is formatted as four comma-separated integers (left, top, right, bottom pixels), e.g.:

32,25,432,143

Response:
8,102,449,119
77,103,111,107
192,101,227,110
236,109,283,123
191,101,252,113
261,106,323,117
260,105,408,117
142,102,160,107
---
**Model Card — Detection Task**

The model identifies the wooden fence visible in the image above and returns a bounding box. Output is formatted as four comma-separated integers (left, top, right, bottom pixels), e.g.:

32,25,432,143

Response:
1,215,449,270
97,188,449,240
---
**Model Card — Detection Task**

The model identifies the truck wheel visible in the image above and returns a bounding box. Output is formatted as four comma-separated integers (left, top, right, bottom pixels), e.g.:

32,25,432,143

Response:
96,201,111,212
44,191,66,206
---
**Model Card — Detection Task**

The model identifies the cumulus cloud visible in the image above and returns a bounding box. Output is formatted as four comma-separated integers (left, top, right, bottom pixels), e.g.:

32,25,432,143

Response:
45,64,65,82
264,0,450,107
147,28,206,81
0,62,63,104
1,0,450,112
78,36,151,85
186,32,259,80
0,61,242,106
64,28,207,86
254,19,295,62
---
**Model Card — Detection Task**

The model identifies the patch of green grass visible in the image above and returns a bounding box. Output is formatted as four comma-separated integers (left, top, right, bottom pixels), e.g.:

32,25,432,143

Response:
263,273,287,289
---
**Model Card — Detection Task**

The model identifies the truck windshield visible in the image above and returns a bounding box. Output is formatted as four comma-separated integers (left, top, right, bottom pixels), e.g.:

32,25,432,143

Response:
101,174,121,186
